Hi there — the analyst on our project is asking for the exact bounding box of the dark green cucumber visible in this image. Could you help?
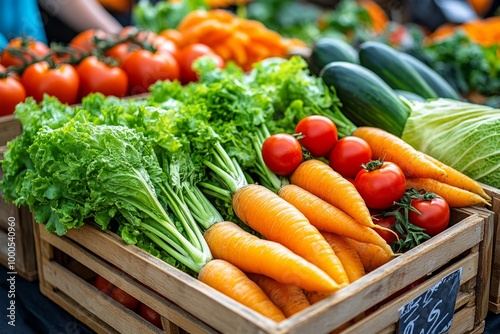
[320,61,410,137]
[394,90,426,102]
[399,52,461,100]
[358,41,438,99]
[309,38,359,76]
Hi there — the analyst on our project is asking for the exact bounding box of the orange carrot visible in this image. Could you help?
[352,127,447,179]
[321,232,366,282]
[247,273,311,317]
[406,177,490,207]
[278,184,394,257]
[290,159,374,229]
[345,238,393,272]
[204,221,341,292]
[198,259,286,322]
[232,184,350,286]
[423,153,491,200]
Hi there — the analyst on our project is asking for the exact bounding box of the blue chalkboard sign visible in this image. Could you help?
[398,268,462,334]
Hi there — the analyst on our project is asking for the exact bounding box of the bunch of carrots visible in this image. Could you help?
[194,126,491,324]
[174,9,306,71]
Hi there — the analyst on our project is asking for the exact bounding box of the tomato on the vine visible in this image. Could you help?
[76,56,128,98]
[176,44,224,84]
[21,61,80,104]
[1,37,50,68]
[105,42,139,65]
[354,160,406,210]
[70,29,108,53]
[294,115,338,157]
[0,65,26,116]
[328,136,372,178]
[122,49,180,95]
[261,133,303,176]
[409,195,450,236]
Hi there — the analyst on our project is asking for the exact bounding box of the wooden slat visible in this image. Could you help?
[0,115,22,146]
[482,184,500,312]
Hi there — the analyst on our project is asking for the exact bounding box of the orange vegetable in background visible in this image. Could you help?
[176,9,305,71]
[359,0,389,34]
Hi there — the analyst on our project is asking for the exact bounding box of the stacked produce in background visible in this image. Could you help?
[0,0,499,330]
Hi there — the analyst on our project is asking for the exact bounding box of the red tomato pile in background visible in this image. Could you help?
[0,28,225,116]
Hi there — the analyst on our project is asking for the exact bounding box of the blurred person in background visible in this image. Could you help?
[0,0,124,49]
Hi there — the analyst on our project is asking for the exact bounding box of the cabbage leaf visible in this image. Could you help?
[402,98,500,188]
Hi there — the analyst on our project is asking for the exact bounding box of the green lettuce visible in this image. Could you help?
[21,121,211,273]
[402,98,500,188]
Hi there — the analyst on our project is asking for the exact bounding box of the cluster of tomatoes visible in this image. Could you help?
[93,275,163,329]
[261,115,450,250]
[0,27,225,116]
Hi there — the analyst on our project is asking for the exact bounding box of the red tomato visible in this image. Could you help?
[328,136,372,178]
[105,42,140,65]
[0,66,26,116]
[354,160,406,210]
[1,38,50,68]
[176,44,225,84]
[111,286,140,310]
[76,56,128,98]
[409,196,450,236]
[93,275,115,296]
[70,29,108,53]
[261,133,303,176]
[158,29,184,48]
[295,115,338,157]
[138,303,163,329]
[152,36,179,58]
[373,215,398,244]
[21,61,80,104]
[122,49,180,95]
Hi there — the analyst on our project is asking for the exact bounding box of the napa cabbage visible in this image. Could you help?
[402,98,500,188]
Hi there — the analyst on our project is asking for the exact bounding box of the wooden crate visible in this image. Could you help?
[0,115,37,281]
[482,184,500,313]
[33,206,493,334]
